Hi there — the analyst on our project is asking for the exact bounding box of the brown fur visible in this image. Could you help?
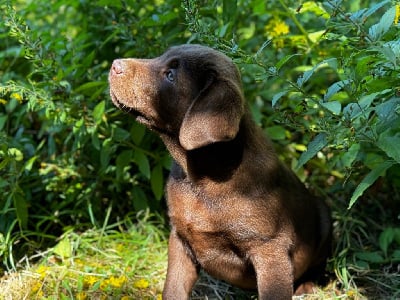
[109,44,331,300]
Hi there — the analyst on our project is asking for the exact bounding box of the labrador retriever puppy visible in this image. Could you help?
[109,44,331,300]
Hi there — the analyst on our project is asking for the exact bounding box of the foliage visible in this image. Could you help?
[0,0,186,269]
[0,0,399,297]
[183,0,400,208]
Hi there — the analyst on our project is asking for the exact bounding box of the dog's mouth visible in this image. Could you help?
[110,90,167,134]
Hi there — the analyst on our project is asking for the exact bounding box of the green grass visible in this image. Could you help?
[0,211,168,300]
[1,195,399,300]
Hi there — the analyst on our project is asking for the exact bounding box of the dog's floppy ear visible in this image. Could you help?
[179,76,244,150]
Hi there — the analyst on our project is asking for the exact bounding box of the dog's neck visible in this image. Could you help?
[160,112,276,183]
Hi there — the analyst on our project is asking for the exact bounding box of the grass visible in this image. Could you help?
[0,211,168,300]
[1,194,399,300]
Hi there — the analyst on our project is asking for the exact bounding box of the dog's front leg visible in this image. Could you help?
[163,229,199,299]
[250,243,294,300]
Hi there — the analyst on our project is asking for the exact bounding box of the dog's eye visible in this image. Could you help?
[166,69,176,82]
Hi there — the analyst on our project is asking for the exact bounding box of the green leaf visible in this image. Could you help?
[364,0,390,19]
[100,139,112,169]
[131,123,146,145]
[394,228,400,245]
[324,79,352,102]
[93,101,105,124]
[134,150,150,179]
[296,58,338,88]
[340,144,360,168]
[75,81,105,94]
[349,1,389,23]
[348,161,394,209]
[275,54,300,71]
[0,115,7,131]
[13,191,28,229]
[377,129,400,163]
[8,148,23,161]
[368,6,396,42]
[255,40,272,59]
[151,164,164,200]
[379,227,395,256]
[96,0,123,8]
[320,101,341,115]
[91,132,100,150]
[24,155,37,172]
[53,237,72,259]
[297,68,314,88]
[343,90,389,120]
[132,186,148,211]
[355,251,385,263]
[296,133,328,170]
[113,127,131,142]
[265,126,286,140]
[301,2,330,19]
[375,97,400,133]
[271,90,288,107]
[0,158,9,171]
[223,0,237,23]
[116,150,133,180]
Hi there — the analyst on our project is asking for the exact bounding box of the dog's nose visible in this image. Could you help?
[111,60,124,75]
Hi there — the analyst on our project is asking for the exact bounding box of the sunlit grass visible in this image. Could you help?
[0,211,167,300]
[1,203,397,299]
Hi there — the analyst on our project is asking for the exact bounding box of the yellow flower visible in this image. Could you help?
[265,18,290,38]
[31,280,42,293]
[31,280,44,298]
[0,99,7,105]
[35,265,49,279]
[83,275,98,287]
[11,92,23,103]
[133,278,149,289]
[156,294,162,300]
[395,4,400,25]
[100,279,109,290]
[76,292,87,300]
[346,289,355,297]
[108,275,127,288]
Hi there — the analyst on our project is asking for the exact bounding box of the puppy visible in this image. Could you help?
[109,44,331,299]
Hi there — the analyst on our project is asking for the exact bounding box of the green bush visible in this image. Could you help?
[0,0,186,268]
[183,0,400,207]
[1,1,399,292]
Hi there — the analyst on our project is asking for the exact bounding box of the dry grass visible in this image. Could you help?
[1,202,399,299]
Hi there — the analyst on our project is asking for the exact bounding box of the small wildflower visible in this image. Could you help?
[100,279,109,290]
[156,294,162,300]
[133,278,149,289]
[76,292,88,300]
[10,92,23,103]
[0,99,7,105]
[346,289,355,297]
[35,265,50,279]
[31,280,44,298]
[395,4,400,25]
[83,275,98,287]
[265,18,290,38]
[31,280,42,293]
[108,275,127,288]
[74,258,84,265]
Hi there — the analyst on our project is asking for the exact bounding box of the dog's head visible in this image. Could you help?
[109,44,245,150]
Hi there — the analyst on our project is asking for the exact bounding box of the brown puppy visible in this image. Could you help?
[109,44,331,299]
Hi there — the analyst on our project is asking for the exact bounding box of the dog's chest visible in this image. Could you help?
[167,181,223,239]
[167,178,259,251]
